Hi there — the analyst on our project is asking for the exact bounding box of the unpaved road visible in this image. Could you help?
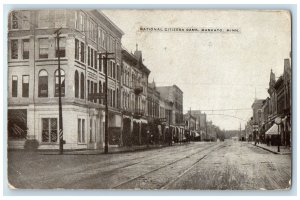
[7,140,291,190]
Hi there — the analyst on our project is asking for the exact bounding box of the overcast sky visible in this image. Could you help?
[103,10,291,130]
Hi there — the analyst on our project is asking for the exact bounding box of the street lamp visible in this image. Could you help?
[275,117,282,152]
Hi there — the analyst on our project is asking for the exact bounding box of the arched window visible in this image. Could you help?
[80,72,84,99]
[75,70,79,98]
[38,70,48,97]
[55,69,65,97]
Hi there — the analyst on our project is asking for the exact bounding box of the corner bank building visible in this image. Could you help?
[7,9,134,150]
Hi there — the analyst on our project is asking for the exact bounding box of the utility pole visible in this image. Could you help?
[99,51,114,154]
[54,28,64,154]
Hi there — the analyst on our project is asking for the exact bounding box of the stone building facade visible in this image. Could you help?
[8,9,125,149]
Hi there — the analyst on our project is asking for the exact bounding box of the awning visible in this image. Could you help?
[265,124,280,135]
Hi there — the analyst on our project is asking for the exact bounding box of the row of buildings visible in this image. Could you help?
[8,9,212,150]
[245,58,291,146]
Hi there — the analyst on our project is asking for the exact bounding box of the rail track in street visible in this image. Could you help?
[112,142,225,189]
[42,142,218,189]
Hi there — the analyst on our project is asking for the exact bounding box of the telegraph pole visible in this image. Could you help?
[99,51,114,154]
[54,28,64,154]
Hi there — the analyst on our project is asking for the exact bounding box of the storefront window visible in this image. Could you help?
[42,118,58,143]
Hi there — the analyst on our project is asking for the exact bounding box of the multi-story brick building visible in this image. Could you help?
[147,80,160,120]
[254,59,291,146]
[120,47,150,146]
[156,85,183,126]
[7,9,125,149]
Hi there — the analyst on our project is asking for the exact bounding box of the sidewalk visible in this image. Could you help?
[39,142,189,155]
[251,142,291,155]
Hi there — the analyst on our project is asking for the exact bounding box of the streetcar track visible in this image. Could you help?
[44,142,211,187]
[52,142,213,187]
[160,144,226,189]
[112,143,223,189]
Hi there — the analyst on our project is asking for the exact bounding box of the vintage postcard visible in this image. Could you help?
[7,9,291,190]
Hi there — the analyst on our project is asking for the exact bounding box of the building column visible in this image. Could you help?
[27,104,37,140]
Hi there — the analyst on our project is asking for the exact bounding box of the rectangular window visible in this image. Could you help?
[11,40,18,59]
[78,118,86,143]
[12,76,18,97]
[79,12,85,32]
[91,48,93,67]
[87,80,90,101]
[82,119,85,143]
[94,82,97,103]
[113,90,115,107]
[94,51,97,70]
[117,64,120,81]
[75,12,78,30]
[112,62,115,79]
[11,11,30,30]
[75,39,79,60]
[39,38,49,59]
[102,31,106,47]
[80,42,85,63]
[107,36,110,52]
[54,72,65,97]
[108,61,112,77]
[38,10,50,28]
[21,11,30,29]
[88,46,90,66]
[11,12,19,29]
[22,75,29,97]
[98,29,102,46]
[100,55,104,72]
[42,118,58,143]
[22,39,29,59]
[54,10,66,28]
[90,119,93,142]
[91,81,94,102]
[55,37,66,58]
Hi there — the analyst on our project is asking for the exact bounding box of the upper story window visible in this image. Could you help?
[75,71,79,98]
[39,38,49,59]
[11,12,19,29]
[75,39,85,63]
[54,69,65,97]
[102,31,106,48]
[80,73,85,99]
[55,37,66,58]
[80,42,85,63]
[11,11,30,30]
[88,19,97,41]
[11,39,18,59]
[98,28,103,47]
[117,64,120,81]
[38,10,50,28]
[54,10,66,28]
[12,76,18,97]
[38,70,48,97]
[76,12,85,32]
[112,62,116,79]
[75,39,79,60]
[22,75,29,98]
[22,39,29,59]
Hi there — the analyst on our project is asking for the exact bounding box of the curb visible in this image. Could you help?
[251,143,291,155]
[39,142,194,155]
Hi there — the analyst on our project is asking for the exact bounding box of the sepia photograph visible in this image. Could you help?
[6,8,292,190]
